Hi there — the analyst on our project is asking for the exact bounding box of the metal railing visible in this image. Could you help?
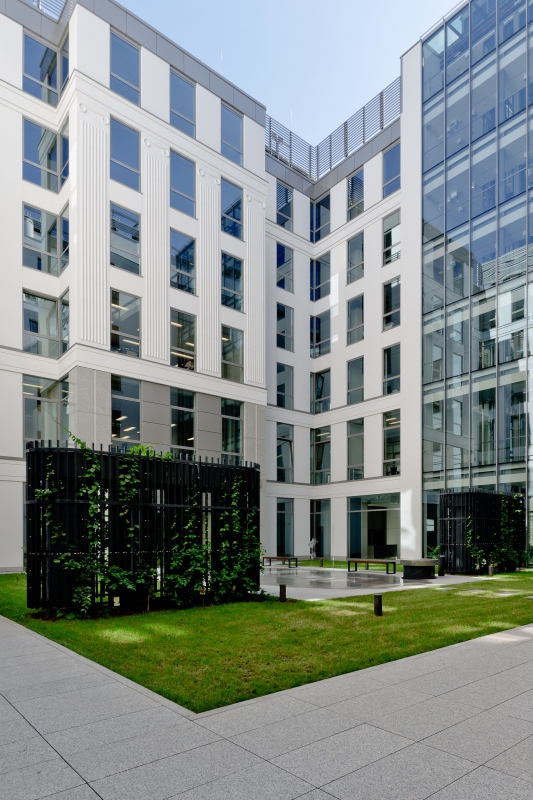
[265,76,401,182]
[26,0,68,21]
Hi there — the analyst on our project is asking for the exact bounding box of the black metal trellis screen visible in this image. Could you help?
[26,441,261,610]
[439,490,525,574]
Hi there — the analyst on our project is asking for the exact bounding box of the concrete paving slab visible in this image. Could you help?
[3,614,533,798]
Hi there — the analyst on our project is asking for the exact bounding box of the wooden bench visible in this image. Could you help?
[347,558,397,574]
[263,555,298,568]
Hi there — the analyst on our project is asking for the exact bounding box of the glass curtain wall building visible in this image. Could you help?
[422,0,532,554]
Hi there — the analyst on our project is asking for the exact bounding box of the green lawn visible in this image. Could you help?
[1,572,533,713]
[298,559,404,572]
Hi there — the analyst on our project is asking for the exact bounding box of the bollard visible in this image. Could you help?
[374,594,383,617]
[279,584,286,602]
[488,563,494,577]
[320,558,324,568]
[438,556,445,577]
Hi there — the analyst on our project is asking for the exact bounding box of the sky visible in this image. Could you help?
[118,0,456,143]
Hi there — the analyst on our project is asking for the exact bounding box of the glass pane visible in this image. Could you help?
[471,209,497,292]
[221,326,243,365]
[446,224,470,302]
[221,105,242,151]
[471,291,497,370]
[23,206,58,275]
[348,232,364,282]
[110,118,139,171]
[471,0,496,65]
[111,397,140,441]
[170,230,195,292]
[471,133,497,217]
[498,195,526,283]
[111,33,139,87]
[23,293,57,338]
[110,290,140,337]
[446,7,469,83]
[498,113,526,204]
[471,54,497,141]
[172,408,194,448]
[110,204,140,274]
[24,397,57,440]
[111,374,140,399]
[171,309,195,352]
[24,120,57,172]
[423,236,444,312]
[423,94,444,172]
[498,0,526,45]
[423,28,444,101]
[446,301,469,377]
[170,151,195,200]
[170,72,195,124]
[222,417,241,453]
[446,74,469,158]
[446,150,470,231]
[471,373,496,464]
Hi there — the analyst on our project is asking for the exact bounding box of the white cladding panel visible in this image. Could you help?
[0,13,22,91]
[70,6,110,89]
[197,177,221,375]
[196,86,221,153]
[143,151,170,362]
[141,48,170,123]
[79,117,109,348]
[244,202,266,387]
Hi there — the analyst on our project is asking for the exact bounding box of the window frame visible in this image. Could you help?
[277,303,294,351]
[310,194,331,242]
[310,252,331,301]
[383,142,401,197]
[23,118,63,193]
[347,169,364,220]
[347,418,364,480]
[170,229,195,294]
[110,118,140,191]
[276,243,293,292]
[347,356,364,406]
[347,231,364,284]
[110,289,141,359]
[170,150,196,216]
[383,210,401,264]
[170,71,196,138]
[276,362,294,409]
[111,374,141,443]
[221,251,244,311]
[110,202,140,275]
[383,277,401,330]
[23,203,69,276]
[221,103,243,166]
[311,426,331,485]
[110,31,140,105]
[170,309,195,371]
[383,409,401,476]
[221,398,243,464]
[276,422,294,483]
[23,33,58,107]
[221,325,244,383]
[171,387,196,459]
[22,290,66,360]
[347,294,364,345]
[276,182,293,231]
[383,343,401,395]
[221,178,243,239]
[310,310,331,358]
[310,369,331,414]
[23,374,69,442]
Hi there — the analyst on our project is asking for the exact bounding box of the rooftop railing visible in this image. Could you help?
[26,0,68,21]
[265,76,401,182]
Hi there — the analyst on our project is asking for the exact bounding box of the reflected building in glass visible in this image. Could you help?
[422,0,531,553]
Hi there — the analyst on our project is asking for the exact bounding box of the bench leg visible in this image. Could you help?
[393,564,396,574]
[365,563,369,570]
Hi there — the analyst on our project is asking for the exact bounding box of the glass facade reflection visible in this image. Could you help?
[422,0,531,553]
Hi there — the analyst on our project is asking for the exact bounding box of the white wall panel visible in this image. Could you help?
[364,153,382,210]
[197,176,220,375]
[141,48,169,123]
[196,86,220,152]
[70,6,110,89]
[244,202,265,386]
[143,151,169,362]
[0,13,22,90]
[79,118,109,348]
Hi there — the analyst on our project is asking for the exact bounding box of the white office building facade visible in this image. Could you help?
[1,0,518,571]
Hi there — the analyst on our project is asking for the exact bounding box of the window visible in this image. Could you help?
[111,119,140,191]
[347,295,364,345]
[348,232,364,283]
[277,423,294,482]
[348,419,364,480]
[310,253,330,301]
[110,290,140,358]
[383,143,401,197]
[310,310,330,357]
[221,179,243,239]
[110,204,140,274]
[310,499,331,557]
[221,104,243,165]
[383,410,400,475]
[221,325,243,382]
[171,310,195,370]
[311,427,331,485]
[170,151,195,215]
[23,34,57,106]
[171,230,195,293]
[276,183,293,230]
[59,121,69,185]
[221,398,242,464]
[277,304,294,351]
[310,195,330,242]
[221,253,243,311]
[277,363,294,409]
[23,292,68,359]
[23,375,69,442]
[170,72,195,137]
[348,169,364,219]
[348,493,400,558]
[111,375,140,442]
[383,211,401,264]
[60,36,69,91]
[23,204,69,275]
[277,499,294,557]
[384,278,401,330]
[384,345,400,395]
[276,244,293,292]
[23,120,60,192]
[311,369,330,414]
[110,32,139,104]
[348,357,364,405]
[171,388,195,459]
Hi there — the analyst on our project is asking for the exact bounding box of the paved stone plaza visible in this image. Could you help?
[4,615,533,799]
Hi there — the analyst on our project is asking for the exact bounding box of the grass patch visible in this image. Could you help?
[1,573,533,713]
[298,559,404,572]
